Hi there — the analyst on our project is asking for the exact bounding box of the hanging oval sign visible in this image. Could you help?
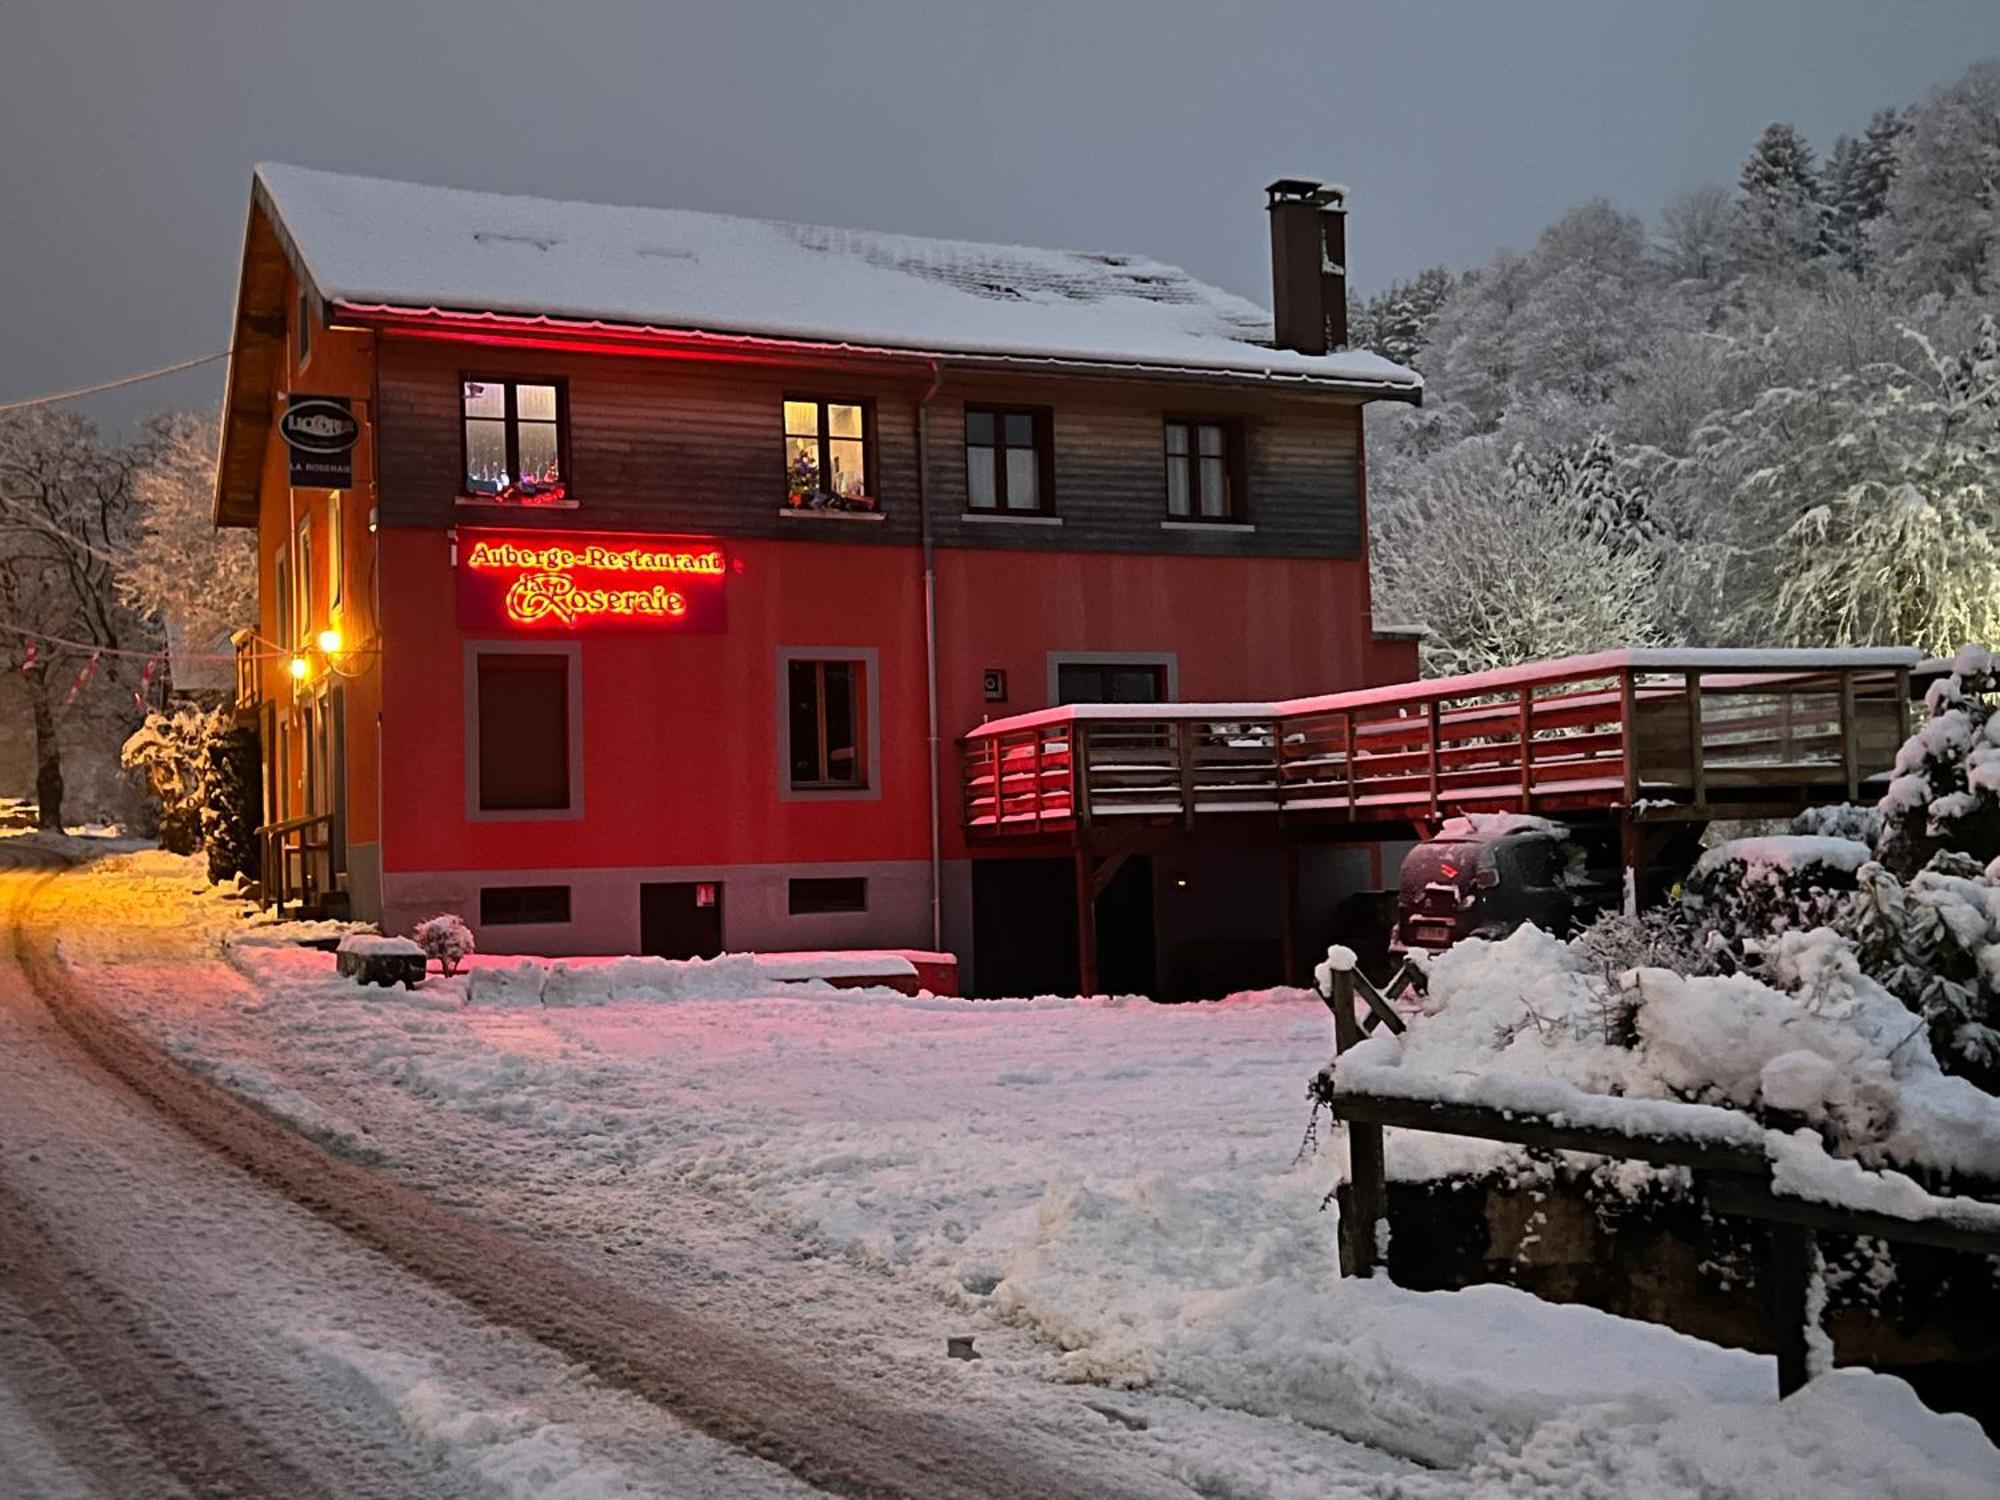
[280,396,360,454]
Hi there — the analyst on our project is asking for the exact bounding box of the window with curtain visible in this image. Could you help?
[964,407,1052,514]
[462,379,567,504]
[783,399,875,512]
[1164,419,1242,521]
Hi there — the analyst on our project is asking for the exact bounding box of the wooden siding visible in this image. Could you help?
[374,340,1364,559]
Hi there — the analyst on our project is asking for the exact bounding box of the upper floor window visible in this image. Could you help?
[463,379,568,505]
[965,407,1052,514]
[1164,419,1242,522]
[783,399,876,513]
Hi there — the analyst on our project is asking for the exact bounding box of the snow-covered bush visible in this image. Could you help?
[1876,646,2000,877]
[1574,904,1720,991]
[1681,835,1872,970]
[1842,855,2000,1090]
[120,709,217,855]
[1792,801,1884,845]
[201,721,260,885]
[413,913,475,977]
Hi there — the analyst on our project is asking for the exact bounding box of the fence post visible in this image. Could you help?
[1328,962,1387,1279]
[1770,1220,1818,1397]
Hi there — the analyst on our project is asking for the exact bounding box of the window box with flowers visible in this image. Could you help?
[782,398,881,517]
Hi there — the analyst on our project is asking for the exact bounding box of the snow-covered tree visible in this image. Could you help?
[1657,182,1732,284]
[1352,265,1454,370]
[1372,442,1664,676]
[0,410,146,828]
[119,409,254,668]
[121,708,216,855]
[1877,61,2000,296]
[1729,123,1828,274]
[1750,318,2000,655]
[1824,109,1907,275]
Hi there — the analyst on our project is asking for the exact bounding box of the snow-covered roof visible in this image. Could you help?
[253,163,1421,391]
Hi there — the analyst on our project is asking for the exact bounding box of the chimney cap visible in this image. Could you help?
[1266,178,1346,209]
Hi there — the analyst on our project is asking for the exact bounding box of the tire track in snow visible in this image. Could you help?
[6,847,1163,1500]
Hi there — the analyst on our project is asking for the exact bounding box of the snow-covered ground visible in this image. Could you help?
[40,846,2000,1497]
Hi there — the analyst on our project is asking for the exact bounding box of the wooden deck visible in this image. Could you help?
[961,648,1919,846]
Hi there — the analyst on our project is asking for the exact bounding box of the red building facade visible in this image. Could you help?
[215,167,1420,993]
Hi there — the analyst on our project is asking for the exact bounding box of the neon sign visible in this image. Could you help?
[457,530,728,634]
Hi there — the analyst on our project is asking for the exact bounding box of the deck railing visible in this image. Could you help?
[257,813,339,912]
[232,628,261,716]
[961,649,1916,837]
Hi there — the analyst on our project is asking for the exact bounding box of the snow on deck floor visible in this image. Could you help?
[49,849,2000,1497]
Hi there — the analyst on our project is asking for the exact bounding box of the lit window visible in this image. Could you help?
[783,399,875,512]
[787,659,866,788]
[463,379,567,504]
[1165,420,1240,521]
[965,407,1051,513]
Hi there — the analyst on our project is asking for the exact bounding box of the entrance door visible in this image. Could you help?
[640,881,724,961]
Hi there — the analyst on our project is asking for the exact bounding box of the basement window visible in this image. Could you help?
[788,877,868,915]
[480,885,572,925]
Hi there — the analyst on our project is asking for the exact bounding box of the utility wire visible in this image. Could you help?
[0,351,232,415]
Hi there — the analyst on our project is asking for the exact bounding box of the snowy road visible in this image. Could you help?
[0,845,1194,1499]
[0,844,1414,1499]
[10,841,1996,1500]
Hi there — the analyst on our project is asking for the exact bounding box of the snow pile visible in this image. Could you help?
[461,950,917,1007]
[1692,835,1874,880]
[1332,924,2000,1181]
[336,933,425,959]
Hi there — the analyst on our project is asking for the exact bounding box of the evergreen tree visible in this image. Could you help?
[1729,122,1828,273]
[1825,110,1909,274]
[1878,61,2000,296]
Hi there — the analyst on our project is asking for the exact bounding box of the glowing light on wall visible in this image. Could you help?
[457,530,729,634]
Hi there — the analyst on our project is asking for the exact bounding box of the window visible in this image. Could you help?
[462,379,567,504]
[274,552,292,654]
[787,659,865,788]
[326,492,343,610]
[1057,662,1168,705]
[1164,420,1241,521]
[474,651,572,812]
[964,407,1052,513]
[480,885,572,925]
[789,876,868,915]
[783,398,875,512]
[294,518,313,643]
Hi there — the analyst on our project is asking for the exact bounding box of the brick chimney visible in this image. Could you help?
[1265,179,1348,354]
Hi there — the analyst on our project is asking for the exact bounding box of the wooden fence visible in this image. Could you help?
[1315,962,2000,1397]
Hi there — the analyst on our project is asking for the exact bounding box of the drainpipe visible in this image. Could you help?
[915,358,947,952]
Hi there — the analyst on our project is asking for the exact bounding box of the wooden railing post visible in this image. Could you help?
[1619,670,1641,806]
[1517,687,1533,804]
[1342,710,1357,819]
[1838,672,1859,802]
[1074,724,1093,833]
[1177,720,1198,831]
[1031,733,1046,832]
[1425,699,1442,819]
[1686,670,1706,809]
[1769,1220,1818,1397]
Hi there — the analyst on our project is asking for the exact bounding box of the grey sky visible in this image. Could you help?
[3,0,1993,428]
